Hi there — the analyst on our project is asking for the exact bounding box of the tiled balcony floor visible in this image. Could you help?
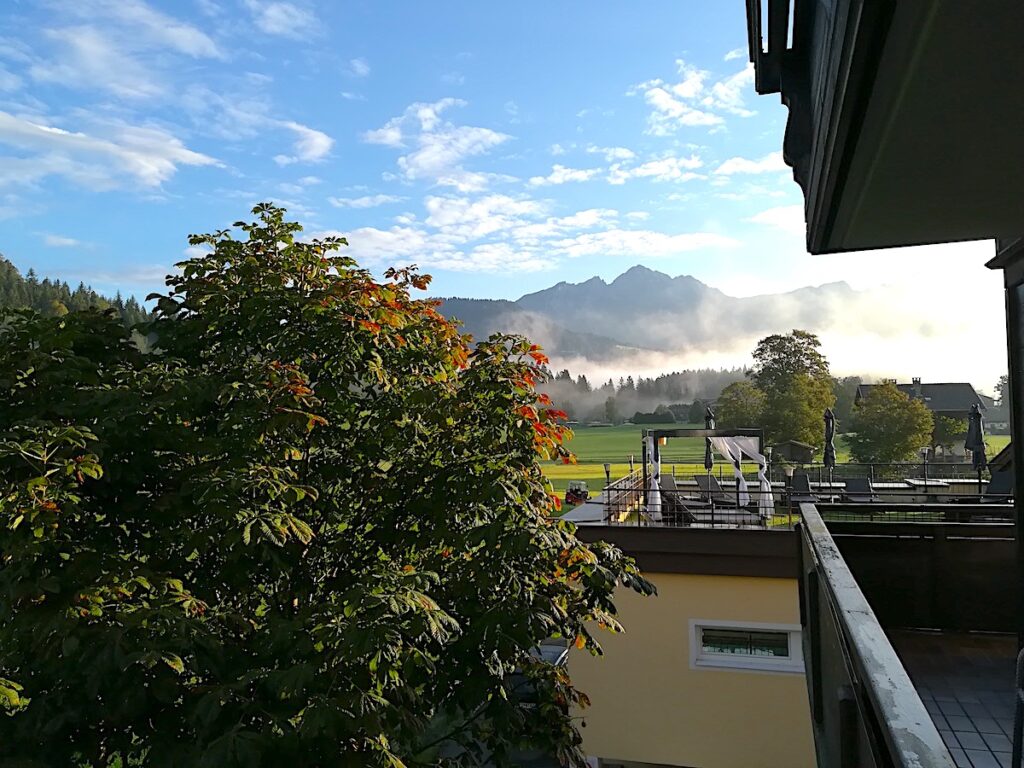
[890,630,1018,768]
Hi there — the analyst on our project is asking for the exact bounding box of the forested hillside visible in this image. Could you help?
[0,256,150,326]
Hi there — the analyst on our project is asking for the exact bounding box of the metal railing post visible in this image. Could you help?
[1013,647,1024,767]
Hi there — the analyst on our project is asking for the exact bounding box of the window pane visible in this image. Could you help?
[701,628,789,658]
[748,631,789,657]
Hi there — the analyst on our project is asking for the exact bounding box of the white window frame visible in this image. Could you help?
[689,619,804,674]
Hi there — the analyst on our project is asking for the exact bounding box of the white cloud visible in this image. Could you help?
[195,0,223,17]
[179,85,334,167]
[179,84,272,139]
[433,243,551,273]
[503,208,619,247]
[424,194,544,240]
[91,0,222,57]
[607,154,703,185]
[704,66,757,117]
[363,120,405,148]
[724,47,746,61]
[400,126,508,183]
[715,151,787,175]
[183,244,213,258]
[633,59,756,135]
[747,204,805,234]
[527,164,601,186]
[320,222,553,275]
[0,110,218,189]
[322,224,458,267]
[0,65,22,92]
[274,121,333,165]
[714,183,788,201]
[28,2,222,98]
[348,57,370,77]
[31,26,164,99]
[552,229,738,258]
[363,98,511,189]
[328,194,405,208]
[63,263,174,287]
[549,143,567,156]
[50,0,221,57]
[313,192,621,274]
[587,145,636,162]
[243,0,319,38]
[341,91,366,101]
[42,233,81,247]
[434,169,518,193]
[278,175,321,195]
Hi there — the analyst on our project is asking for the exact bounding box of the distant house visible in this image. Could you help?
[855,378,986,457]
[770,440,816,465]
[855,378,985,421]
[986,407,1011,434]
[977,395,1011,433]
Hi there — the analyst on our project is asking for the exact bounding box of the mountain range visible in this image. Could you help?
[436,265,861,366]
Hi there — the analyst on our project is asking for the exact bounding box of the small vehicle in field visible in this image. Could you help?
[565,480,589,506]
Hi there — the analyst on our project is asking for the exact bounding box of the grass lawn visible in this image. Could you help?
[544,423,751,499]
[987,434,1010,457]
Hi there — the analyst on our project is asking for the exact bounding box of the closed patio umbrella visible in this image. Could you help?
[704,407,715,473]
[824,408,837,495]
[965,403,987,492]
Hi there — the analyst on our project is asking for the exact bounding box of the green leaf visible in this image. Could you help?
[161,653,185,674]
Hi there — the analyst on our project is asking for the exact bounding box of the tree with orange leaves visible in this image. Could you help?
[0,204,653,767]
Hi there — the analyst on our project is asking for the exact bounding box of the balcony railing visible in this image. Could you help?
[581,470,1012,530]
[796,502,957,767]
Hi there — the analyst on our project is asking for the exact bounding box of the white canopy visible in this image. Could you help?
[645,435,663,521]
[709,437,750,506]
[732,436,775,518]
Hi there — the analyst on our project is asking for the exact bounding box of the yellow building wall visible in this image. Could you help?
[569,573,815,768]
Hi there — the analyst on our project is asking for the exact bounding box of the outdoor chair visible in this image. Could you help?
[644,476,696,525]
[789,474,819,504]
[979,470,1014,503]
[693,474,741,508]
[842,477,880,504]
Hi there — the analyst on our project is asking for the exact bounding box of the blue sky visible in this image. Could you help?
[0,1,1007,385]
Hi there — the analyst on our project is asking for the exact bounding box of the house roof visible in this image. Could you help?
[771,440,815,450]
[855,382,985,413]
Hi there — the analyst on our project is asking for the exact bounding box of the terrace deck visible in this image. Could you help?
[890,630,1018,768]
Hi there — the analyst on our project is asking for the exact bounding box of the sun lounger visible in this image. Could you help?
[980,470,1014,503]
[842,476,880,504]
[789,474,819,504]
[693,474,740,507]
